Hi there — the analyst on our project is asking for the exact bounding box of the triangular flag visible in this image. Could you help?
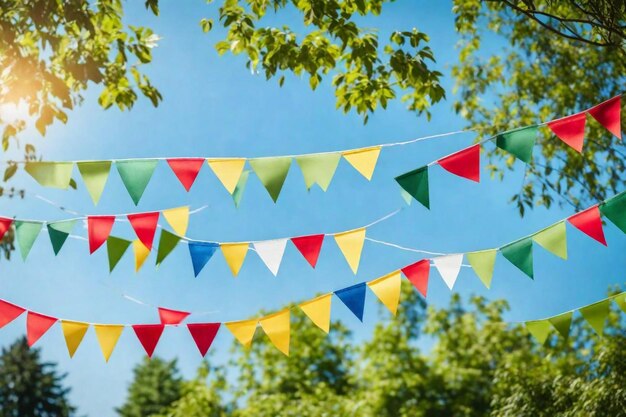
[253,239,288,276]
[291,234,325,268]
[0,217,13,240]
[299,294,332,333]
[220,242,249,276]
[26,312,57,347]
[14,221,42,260]
[132,324,164,358]
[116,159,158,205]
[342,146,381,180]
[87,215,115,254]
[587,95,622,139]
[94,324,124,362]
[333,228,366,274]
[24,162,73,189]
[106,236,132,272]
[496,125,537,163]
[295,153,341,191]
[133,240,150,272]
[225,319,258,348]
[207,159,246,194]
[155,229,180,266]
[167,158,204,191]
[568,205,606,245]
[548,311,573,340]
[466,249,497,289]
[187,323,221,356]
[61,320,89,358]
[500,237,534,279]
[532,221,567,260]
[188,241,219,277]
[335,283,367,322]
[127,212,160,250]
[367,271,401,315]
[249,157,292,202]
[600,193,626,233]
[433,254,464,290]
[547,112,586,152]
[614,293,626,313]
[437,144,480,182]
[401,259,430,297]
[77,161,111,205]
[0,300,25,328]
[162,206,189,237]
[526,320,552,344]
[232,170,250,208]
[47,220,76,255]
[260,309,291,356]
[395,166,429,209]
[158,307,190,325]
[579,299,610,336]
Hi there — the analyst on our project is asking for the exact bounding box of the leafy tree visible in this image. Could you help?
[0,336,76,417]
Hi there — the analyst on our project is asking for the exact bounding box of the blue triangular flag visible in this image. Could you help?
[188,241,220,277]
[334,283,367,322]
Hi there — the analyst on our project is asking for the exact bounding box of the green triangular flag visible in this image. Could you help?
[400,188,413,206]
[47,220,76,255]
[579,299,610,336]
[115,160,158,205]
[232,170,250,208]
[156,229,181,266]
[106,236,132,272]
[77,161,112,205]
[599,193,626,233]
[15,221,42,260]
[613,293,626,313]
[466,249,497,289]
[395,166,429,209]
[526,320,552,344]
[495,125,537,163]
[548,311,573,340]
[249,157,292,202]
[500,237,534,279]
[295,153,341,192]
[532,221,567,260]
[24,162,74,189]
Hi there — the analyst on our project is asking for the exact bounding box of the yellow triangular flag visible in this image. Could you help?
[207,159,246,194]
[225,319,258,348]
[342,146,381,180]
[221,242,249,276]
[162,206,189,236]
[299,294,332,333]
[61,320,89,358]
[133,240,150,272]
[259,309,290,356]
[94,324,124,362]
[333,228,366,274]
[367,271,401,315]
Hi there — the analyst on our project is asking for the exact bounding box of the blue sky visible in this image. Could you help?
[0,1,624,416]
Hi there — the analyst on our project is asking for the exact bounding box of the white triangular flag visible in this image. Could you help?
[433,254,463,290]
[253,239,288,276]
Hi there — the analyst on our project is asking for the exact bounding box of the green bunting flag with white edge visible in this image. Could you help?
[15,221,42,260]
[77,161,112,205]
[106,236,132,272]
[249,157,292,202]
[395,166,429,209]
[466,249,497,289]
[24,162,74,189]
[116,160,158,205]
[156,229,181,266]
[532,221,567,260]
[495,125,537,163]
[47,220,77,255]
[295,153,342,192]
[500,236,534,279]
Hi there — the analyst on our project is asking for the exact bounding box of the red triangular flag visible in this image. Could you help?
[88,216,115,254]
[0,300,25,328]
[128,212,160,250]
[547,112,587,152]
[187,323,221,357]
[132,324,165,358]
[568,205,607,246]
[0,217,13,241]
[437,144,480,182]
[291,234,325,268]
[26,311,58,347]
[587,95,622,139]
[167,158,205,191]
[401,259,430,297]
[158,307,190,325]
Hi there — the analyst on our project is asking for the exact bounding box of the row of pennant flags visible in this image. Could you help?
[1,189,625,281]
[19,95,622,207]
